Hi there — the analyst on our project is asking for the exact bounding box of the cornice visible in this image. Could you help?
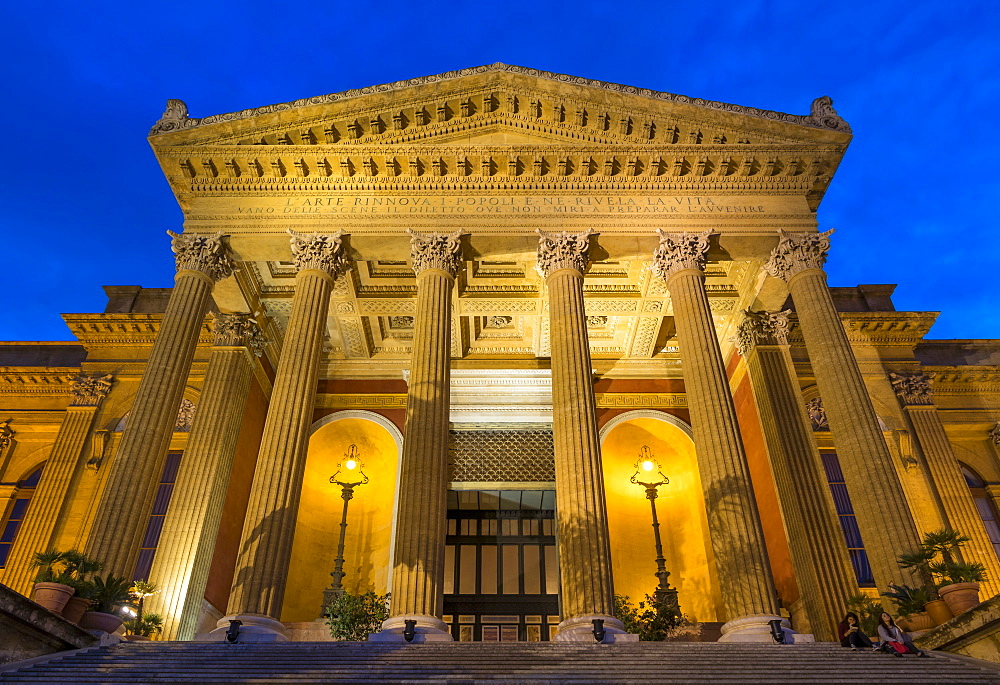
[787,312,937,346]
[62,314,214,347]
[150,63,849,138]
[920,366,1000,395]
[0,369,77,395]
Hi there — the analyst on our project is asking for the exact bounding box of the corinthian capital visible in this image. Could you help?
[408,229,464,277]
[889,372,935,406]
[536,229,592,277]
[651,230,713,281]
[733,310,791,356]
[288,230,350,278]
[167,231,235,282]
[212,313,269,355]
[764,229,834,282]
[70,374,114,407]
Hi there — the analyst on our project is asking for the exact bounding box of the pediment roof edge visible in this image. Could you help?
[148,63,851,140]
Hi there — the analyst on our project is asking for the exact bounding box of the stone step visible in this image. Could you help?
[1,642,997,684]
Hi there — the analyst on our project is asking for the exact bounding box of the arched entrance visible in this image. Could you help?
[599,411,722,622]
[280,411,402,623]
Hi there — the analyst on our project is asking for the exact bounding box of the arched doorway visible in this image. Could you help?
[280,411,402,623]
[599,411,721,622]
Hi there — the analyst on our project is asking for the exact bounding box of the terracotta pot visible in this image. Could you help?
[899,612,934,632]
[31,582,74,615]
[62,596,92,624]
[939,582,981,616]
[924,599,954,626]
[123,635,150,642]
[79,610,124,634]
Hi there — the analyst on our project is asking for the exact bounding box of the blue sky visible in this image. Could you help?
[1,1,997,341]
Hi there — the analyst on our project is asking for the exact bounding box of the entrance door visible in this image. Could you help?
[443,490,560,641]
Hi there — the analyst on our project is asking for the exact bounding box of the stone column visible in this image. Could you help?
[215,231,347,641]
[765,230,922,591]
[889,373,1000,596]
[735,311,858,641]
[653,231,783,642]
[376,230,463,642]
[147,314,267,641]
[2,375,113,594]
[534,229,627,643]
[85,232,232,576]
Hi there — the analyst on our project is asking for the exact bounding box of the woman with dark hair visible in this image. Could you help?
[837,612,875,651]
[876,612,929,657]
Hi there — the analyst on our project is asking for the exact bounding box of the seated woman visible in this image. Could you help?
[837,612,875,651]
[876,612,929,657]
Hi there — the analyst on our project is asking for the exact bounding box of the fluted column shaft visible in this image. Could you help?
[787,271,921,588]
[4,376,112,593]
[737,312,857,641]
[547,266,616,620]
[667,270,779,620]
[226,270,333,618]
[87,233,233,577]
[902,400,1000,596]
[149,315,266,640]
[389,267,454,620]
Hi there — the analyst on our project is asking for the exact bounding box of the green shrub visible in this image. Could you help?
[124,612,164,638]
[89,574,134,614]
[881,584,929,618]
[614,593,687,641]
[846,594,881,637]
[324,591,390,641]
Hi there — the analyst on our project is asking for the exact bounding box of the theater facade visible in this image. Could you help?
[1,64,999,644]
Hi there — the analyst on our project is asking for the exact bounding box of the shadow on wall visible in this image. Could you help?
[601,417,722,622]
[280,417,399,623]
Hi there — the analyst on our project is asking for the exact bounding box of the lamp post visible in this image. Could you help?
[323,444,369,609]
[631,445,680,612]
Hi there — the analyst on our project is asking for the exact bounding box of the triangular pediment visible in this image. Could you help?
[149,64,851,150]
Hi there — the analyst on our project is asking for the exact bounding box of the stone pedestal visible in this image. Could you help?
[536,230,621,643]
[204,614,289,642]
[147,314,267,641]
[736,311,858,642]
[653,231,781,633]
[2,376,113,594]
[890,373,1000,597]
[378,230,462,642]
[85,232,232,577]
[765,230,922,591]
[219,232,347,638]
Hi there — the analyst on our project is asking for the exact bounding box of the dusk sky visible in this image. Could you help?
[1,1,997,341]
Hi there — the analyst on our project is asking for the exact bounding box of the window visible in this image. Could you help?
[132,453,182,581]
[961,464,1000,562]
[821,452,875,587]
[0,466,44,568]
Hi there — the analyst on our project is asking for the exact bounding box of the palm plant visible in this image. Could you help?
[898,548,940,600]
[921,529,971,566]
[89,574,134,614]
[881,583,930,618]
[123,612,164,638]
[129,580,158,621]
[846,594,881,636]
[30,550,69,584]
[60,549,103,598]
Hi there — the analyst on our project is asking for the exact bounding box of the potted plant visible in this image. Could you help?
[898,547,952,626]
[29,550,74,614]
[933,560,987,615]
[60,550,103,624]
[123,612,164,642]
[881,583,933,632]
[845,594,881,638]
[80,573,132,634]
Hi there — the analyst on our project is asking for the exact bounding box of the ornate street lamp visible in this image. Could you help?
[323,444,369,609]
[631,445,680,612]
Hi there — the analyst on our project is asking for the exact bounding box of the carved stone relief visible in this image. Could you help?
[408,229,464,277]
[733,310,790,357]
[889,372,934,406]
[70,374,114,407]
[805,397,829,431]
[651,229,712,281]
[167,231,234,282]
[763,229,834,282]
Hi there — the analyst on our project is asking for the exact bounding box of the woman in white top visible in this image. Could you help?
[876,612,929,657]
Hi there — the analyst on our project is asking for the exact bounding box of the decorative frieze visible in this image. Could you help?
[212,313,269,355]
[167,231,235,282]
[288,229,350,278]
[733,310,790,356]
[408,229,464,277]
[651,229,713,281]
[536,229,592,277]
[764,229,834,281]
[889,372,935,406]
[805,397,828,431]
[69,374,114,407]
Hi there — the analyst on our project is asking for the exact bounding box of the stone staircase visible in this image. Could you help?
[1,641,998,683]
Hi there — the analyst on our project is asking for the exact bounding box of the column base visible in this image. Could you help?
[368,615,454,643]
[203,614,289,642]
[554,615,638,643]
[717,615,812,643]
